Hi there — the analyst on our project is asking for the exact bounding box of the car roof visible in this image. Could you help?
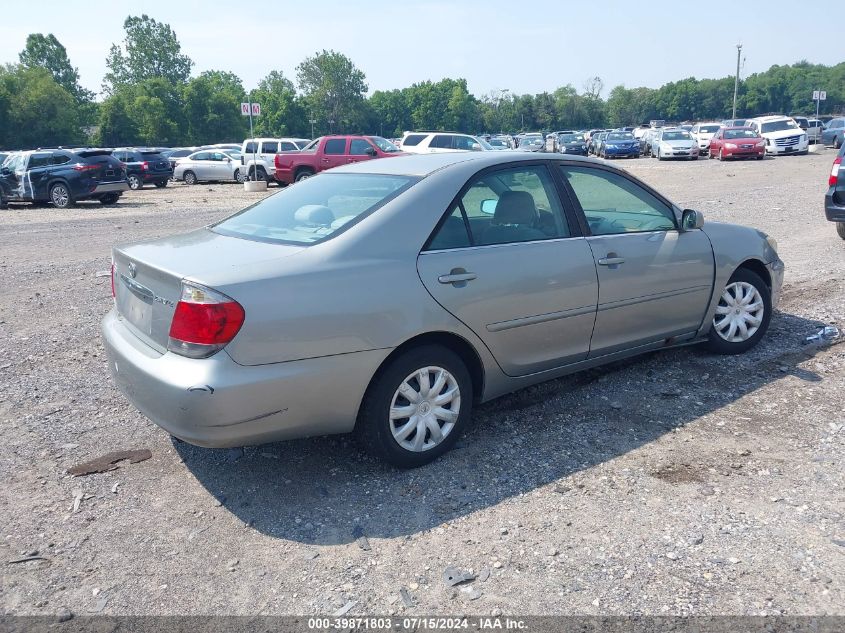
[331,151,598,178]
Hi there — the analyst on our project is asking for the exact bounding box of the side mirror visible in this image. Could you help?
[480,199,497,215]
[681,209,704,231]
[365,147,377,156]
[471,143,482,151]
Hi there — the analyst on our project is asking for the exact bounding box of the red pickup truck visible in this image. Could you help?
[274,135,404,184]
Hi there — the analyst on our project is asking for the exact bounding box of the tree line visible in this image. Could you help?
[1,14,844,150]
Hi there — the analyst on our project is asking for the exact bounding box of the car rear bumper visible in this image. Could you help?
[825,189,845,222]
[101,309,388,448]
[93,182,129,194]
[142,172,172,182]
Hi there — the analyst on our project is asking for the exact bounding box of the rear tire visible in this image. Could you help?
[252,166,267,182]
[834,136,842,150]
[706,268,771,355]
[234,169,244,183]
[50,183,74,209]
[127,175,142,190]
[837,222,845,240]
[99,193,120,205]
[295,169,314,182]
[183,171,197,186]
[355,345,473,468]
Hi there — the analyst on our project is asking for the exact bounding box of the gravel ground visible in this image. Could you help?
[1,150,843,619]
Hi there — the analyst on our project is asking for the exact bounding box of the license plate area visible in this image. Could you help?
[117,275,154,334]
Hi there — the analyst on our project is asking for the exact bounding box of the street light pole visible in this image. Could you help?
[732,43,743,119]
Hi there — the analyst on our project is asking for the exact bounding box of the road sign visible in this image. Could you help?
[819,91,827,101]
[813,90,820,100]
[241,102,261,116]
[241,102,250,116]
[251,103,261,116]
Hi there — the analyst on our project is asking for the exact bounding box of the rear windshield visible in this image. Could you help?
[560,134,584,142]
[607,132,634,140]
[662,131,691,140]
[212,173,415,245]
[699,125,720,133]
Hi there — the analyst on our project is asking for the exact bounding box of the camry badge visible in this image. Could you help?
[128,262,137,278]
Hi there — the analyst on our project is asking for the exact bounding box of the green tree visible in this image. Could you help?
[183,71,248,143]
[96,78,185,146]
[296,50,367,132]
[19,33,93,103]
[0,65,82,148]
[250,71,307,137]
[104,14,193,92]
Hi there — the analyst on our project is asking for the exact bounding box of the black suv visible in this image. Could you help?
[825,143,845,240]
[0,149,128,209]
[111,148,173,190]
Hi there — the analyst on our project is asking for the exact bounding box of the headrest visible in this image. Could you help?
[294,205,334,226]
[493,191,537,225]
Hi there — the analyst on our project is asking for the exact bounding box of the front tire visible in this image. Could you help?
[837,222,845,240]
[834,136,842,150]
[50,183,74,209]
[154,180,167,188]
[706,268,771,355]
[355,345,473,468]
[127,175,142,190]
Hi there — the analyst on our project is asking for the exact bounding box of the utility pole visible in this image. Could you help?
[732,43,743,119]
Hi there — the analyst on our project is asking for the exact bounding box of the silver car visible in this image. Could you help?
[102,152,784,467]
[174,150,245,184]
[653,129,700,160]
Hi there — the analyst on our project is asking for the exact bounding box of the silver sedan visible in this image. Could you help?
[174,150,245,184]
[102,152,784,467]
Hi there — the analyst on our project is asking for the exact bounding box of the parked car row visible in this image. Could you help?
[0,148,129,208]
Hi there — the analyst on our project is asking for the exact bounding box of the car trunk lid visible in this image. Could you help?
[112,229,303,352]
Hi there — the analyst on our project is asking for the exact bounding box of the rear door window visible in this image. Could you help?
[50,153,72,165]
[430,135,453,149]
[324,139,347,155]
[261,142,279,154]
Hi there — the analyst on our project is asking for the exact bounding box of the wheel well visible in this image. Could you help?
[736,258,771,289]
[295,166,315,177]
[370,332,485,404]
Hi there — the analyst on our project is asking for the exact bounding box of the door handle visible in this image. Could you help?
[438,271,477,285]
[597,256,625,266]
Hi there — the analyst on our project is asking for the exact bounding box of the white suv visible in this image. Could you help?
[400,132,492,154]
[240,137,311,180]
[747,116,808,156]
[690,122,722,153]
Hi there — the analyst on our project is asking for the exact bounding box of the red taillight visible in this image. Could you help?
[168,283,245,358]
[110,263,115,298]
[830,157,842,187]
[73,163,98,171]
[140,161,149,171]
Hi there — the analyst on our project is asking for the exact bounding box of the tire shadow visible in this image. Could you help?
[175,309,832,545]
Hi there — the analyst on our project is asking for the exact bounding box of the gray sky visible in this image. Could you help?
[1,0,840,99]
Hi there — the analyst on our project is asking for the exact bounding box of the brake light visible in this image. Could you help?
[140,161,148,171]
[168,283,245,358]
[830,157,842,187]
[110,263,115,298]
[73,163,98,171]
